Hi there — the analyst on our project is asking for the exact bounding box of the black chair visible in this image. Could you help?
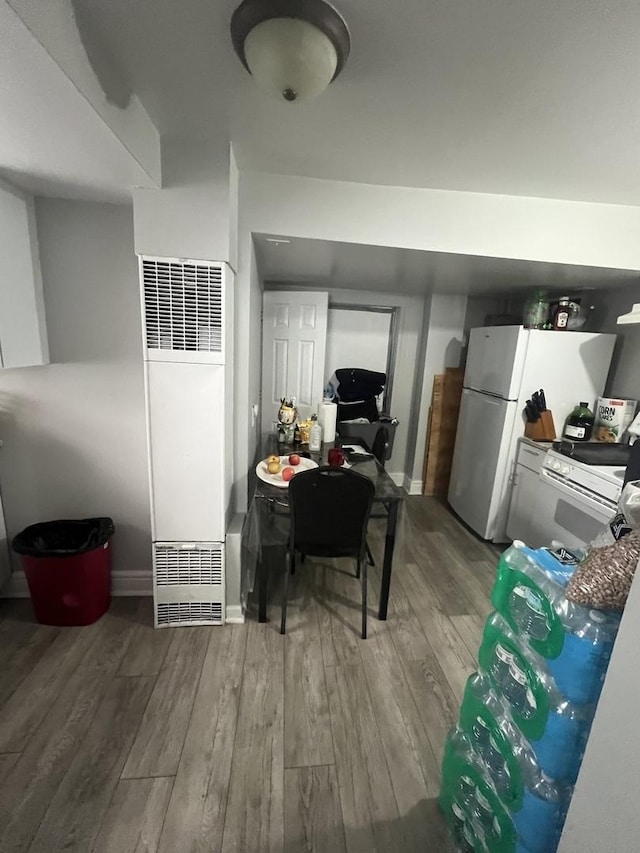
[371,426,390,468]
[281,466,375,639]
[355,426,390,567]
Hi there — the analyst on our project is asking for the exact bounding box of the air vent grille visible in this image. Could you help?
[153,542,225,627]
[156,601,223,626]
[155,546,223,586]
[142,259,223,353]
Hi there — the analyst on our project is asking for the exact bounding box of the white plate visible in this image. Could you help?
[256,455,319,488]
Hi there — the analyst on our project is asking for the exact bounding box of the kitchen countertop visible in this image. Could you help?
[519,435,553,451]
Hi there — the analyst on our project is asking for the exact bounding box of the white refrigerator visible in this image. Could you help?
[447,326,616,543]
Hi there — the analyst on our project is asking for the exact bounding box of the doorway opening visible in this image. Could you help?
[325,302,398,413]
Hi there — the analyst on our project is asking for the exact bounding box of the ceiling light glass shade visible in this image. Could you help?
[231,0,350,103]
[244,18,338,102]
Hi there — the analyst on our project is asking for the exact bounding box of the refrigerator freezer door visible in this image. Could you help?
[464,326,528,399]
[519,330,616,439]
[448,388,518,540]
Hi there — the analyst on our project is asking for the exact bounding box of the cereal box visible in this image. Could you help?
[593,398,638,442]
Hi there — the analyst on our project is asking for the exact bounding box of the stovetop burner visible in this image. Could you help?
[552,439,631,467]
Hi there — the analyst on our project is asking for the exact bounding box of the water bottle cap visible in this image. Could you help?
[589,610,606,623]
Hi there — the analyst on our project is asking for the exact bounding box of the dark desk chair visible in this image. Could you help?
[281,466,375,639]
[371,426,390,468]
[352,425,390,567]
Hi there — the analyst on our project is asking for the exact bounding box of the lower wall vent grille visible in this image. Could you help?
[153,542,225,627]
[156,601,223,626]
[155,546,223,586]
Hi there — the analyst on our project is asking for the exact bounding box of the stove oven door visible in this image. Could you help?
[537,468,617,550]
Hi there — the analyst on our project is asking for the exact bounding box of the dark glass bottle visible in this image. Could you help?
[553,296,571,331]
[563,402,595,442]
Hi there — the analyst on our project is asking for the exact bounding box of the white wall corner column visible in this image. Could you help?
[0,178,48,369]
[132,148,241,621]
[411,294,468,487]
[139,256,233,626]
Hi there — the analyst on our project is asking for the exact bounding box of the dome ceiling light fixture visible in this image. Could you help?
[230,0,351,103]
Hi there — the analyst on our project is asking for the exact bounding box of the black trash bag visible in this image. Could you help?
[337,398,380,422]
[335,368,386,403]
[12,518,115,557]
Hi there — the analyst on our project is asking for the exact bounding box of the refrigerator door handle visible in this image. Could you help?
[466,386,511,400]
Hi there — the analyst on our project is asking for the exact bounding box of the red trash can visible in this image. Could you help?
[12,518,114,626]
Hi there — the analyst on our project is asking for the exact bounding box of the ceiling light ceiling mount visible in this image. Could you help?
[231,0,350,103]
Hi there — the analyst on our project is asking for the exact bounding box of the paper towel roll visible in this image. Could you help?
[318,401,337,443]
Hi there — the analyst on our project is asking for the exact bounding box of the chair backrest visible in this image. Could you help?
[288,466,375,557]
[371,426,390,467]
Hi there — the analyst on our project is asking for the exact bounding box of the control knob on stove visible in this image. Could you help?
[561,463,571,475]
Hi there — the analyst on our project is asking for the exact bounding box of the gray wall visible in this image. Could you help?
[594,282,640,400]
[409,293,468,487]
[559,281,640,851]
[0,199,151,582]
[559,565,640,852]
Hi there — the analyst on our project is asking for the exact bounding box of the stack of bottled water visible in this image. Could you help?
[440,541,620,852]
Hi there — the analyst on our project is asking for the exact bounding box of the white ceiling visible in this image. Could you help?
[0,1,158,203]
[254,233,640,297]
[70,0,640,206]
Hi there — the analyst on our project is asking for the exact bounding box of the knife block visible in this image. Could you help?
[524,410,556,441]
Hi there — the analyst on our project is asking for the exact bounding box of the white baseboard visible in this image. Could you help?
[2,569,153,598]
[406,478,423,496]
[112,571,153,596]
[2,570,29,597]
[225,605,245,624]
[389,473,422,495]
[4,568,245,625]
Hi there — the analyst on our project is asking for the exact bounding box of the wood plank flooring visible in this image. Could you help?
[0,496,499,852]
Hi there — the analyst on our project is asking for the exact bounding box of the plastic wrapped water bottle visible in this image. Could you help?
[459,672,571,852]
[491,543,619,704]
[509,584,550,641]
[516,773,566,853]
[441,730,516,851]
[547,606,617,705]
[449,801,491,853]
[478,614,594,782]
[442,723,568,853]
[468,713,512,798]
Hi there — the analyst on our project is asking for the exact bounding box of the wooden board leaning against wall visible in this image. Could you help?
[423,368,464,497]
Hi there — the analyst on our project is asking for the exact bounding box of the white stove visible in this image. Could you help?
[537,449,626,549]
[543,449,625,507]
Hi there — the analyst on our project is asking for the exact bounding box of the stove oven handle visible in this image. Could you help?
[539,468,618,514]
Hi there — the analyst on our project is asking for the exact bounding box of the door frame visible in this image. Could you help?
[328,302,398,413]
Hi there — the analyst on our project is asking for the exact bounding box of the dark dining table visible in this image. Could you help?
[245,434,405,623]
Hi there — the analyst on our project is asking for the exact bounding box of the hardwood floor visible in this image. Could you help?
[0,497,499,853]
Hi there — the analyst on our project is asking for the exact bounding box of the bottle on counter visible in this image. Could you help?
[523,290,550,329]
[563,402,595,442]
[309,414,322,451]
[553,296,571,331]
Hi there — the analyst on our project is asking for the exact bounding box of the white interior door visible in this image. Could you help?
[261,291,328,432]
